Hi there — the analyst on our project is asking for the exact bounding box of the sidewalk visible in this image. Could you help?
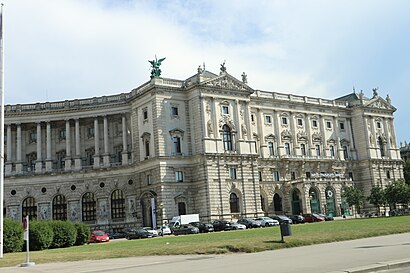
[1,232,410,273]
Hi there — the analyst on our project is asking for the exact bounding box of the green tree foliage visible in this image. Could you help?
[3,218,24,253]
[29,221,54,251]
[50,221,77,248]
[367,186,387,215]
[403,159,410,185]
[74,222,91,246]
[384,179,410,209]
[342,186,365,214]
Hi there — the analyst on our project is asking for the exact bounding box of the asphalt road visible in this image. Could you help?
[2,232,410,273]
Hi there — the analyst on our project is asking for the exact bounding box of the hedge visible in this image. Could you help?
[50,220,76,248]
[3,218,24,253]
[29,220,54,251]
[74,222,91,246]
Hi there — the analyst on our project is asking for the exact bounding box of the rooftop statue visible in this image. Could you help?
[149,56,166,78]
[220,60,227,74]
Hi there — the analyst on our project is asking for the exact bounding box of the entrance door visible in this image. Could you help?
[291,190,302,215]
[325,188,336,216]
[309,188,320,213]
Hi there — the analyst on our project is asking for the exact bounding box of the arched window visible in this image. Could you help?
[223,125,233,151]
[300,143,306,156]
[111,190,125,220]
[22,197,37,220]
[82,192,96,222]
[178,202,186,215]
[229,193,240,213]
[378,137,385,157]
[273,193,283,212]
[52,194,67,220]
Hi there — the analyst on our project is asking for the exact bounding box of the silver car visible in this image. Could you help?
[254,217,280,227]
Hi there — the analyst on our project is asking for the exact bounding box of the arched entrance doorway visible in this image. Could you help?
[273,193,283,214]
[291,189,302,215]
[325,187,337,216]
[140,191,156,228]
[309,187,321,213]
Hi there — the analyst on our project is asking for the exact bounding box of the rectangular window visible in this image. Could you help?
[376,122,381,129]
[222,105,229,115]
[175,171,184,182]
[229,167,237,179]
[343,146,348,159]
[143,109,148,120]
[251,114,255,122]
[268,142,274,156]
[297,118,303,126]
[29,131,37,143]
[326,121,332,129]
[285,143,291,155]
[306,172,311,179]
[145,140,150,158]
[386,170,391,179]
[330,145,335,157]
[312,120,318,128]
[171,106,179,116]
[87,127,94,138]
[173,136,181,154]
[340,122,345,130]
[265,115,272,124]
[291,171,296,180]
[348,172,353,180]
[315,144,321,156]
[282,117,288,125]
[300,143,306,156]
[273,171,280,182]
[258,171,262,181]
[59,129,66,141]
[147,174,152,185]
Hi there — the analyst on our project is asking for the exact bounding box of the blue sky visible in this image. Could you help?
[2,0,410,144]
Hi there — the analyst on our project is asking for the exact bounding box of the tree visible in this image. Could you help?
[341,186,365,215]
[367,186,386,215]
[384,179,410,210]
[403,159,410,186]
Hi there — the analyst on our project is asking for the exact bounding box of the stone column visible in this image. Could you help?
[383,118,391,158]
[35,122,43,173]
[121,115,129,165]
[74,119,82,170]
[289,112,297,156]
[273,110,281,156]
[45,122,53,171]
[5,124,12,175]
[16,123,23,173]
[319,115,326,157]
[103,115,110,166]
[332,117,341,159]
[93,117,100,168]
[65,119,72,170]
[305,114,312,157]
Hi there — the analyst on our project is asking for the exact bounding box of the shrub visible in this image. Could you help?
[29,220,54,251]
[50,221,76,248]
[74,222,91,245]
[3,218,24,253]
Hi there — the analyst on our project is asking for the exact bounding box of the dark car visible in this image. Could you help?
[172,224,199,235]
[303,213,325,223]
[271,215,293,224]
[190,222,215,233]
[212,220,234,231]
[108,230,127,239]
[288,215,305,224]
[125,228,152,240]
[318,213,334,221]
[237,218,261,228]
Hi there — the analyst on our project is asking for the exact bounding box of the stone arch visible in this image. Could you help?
[273,192,283,214]
[140,191,157,227]
[325,186,337,216]
[309,186,321,213]
[291,189,303,215]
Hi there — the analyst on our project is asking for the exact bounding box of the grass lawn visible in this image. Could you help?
[1,216,410,268]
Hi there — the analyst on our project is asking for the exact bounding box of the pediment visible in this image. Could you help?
[364,97,396,111]
[201,73,254,94]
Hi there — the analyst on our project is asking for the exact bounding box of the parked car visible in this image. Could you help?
[89,230,110,243]
[125,228,152,240]
[156,225,172,236]
[318,213,334,221]
[230,222,247,230]
[287,215,305,224]
[212,220,234,231]
[189,222,215,233]
[303,213,325,222]
[237,218,261,228]
[172,224,200,235]
[254,217,280,227]
[143,227,159,237]
[270,215,293,224]
[108,230,127,239]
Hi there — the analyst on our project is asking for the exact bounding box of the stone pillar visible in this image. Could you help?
[16,123,23,173]
[121,115,129,165]
[103,115,110,166]
[93,117,100,168]
[45,122,53,172]
[5,124,12,175]
[383,118,391,158]
[319,115,326,157]
[273,110,282,156]
[65,119,72,170]
[35,122,43,173]
[289,112,297,155]
[332,117,341,159]
[74,119,82,170]
[305,114,312,156]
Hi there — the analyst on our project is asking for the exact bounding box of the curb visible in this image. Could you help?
[327,258,410,273]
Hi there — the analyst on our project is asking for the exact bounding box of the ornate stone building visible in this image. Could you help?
[3,63,403,230]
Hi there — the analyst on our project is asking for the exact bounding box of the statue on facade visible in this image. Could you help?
[241,72,248,84]
[372,87,379,98]
[220,60,227,74]
[386,94,391,104]
[149,56,166,78]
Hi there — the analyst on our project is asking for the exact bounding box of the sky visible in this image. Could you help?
[2,0,410,144]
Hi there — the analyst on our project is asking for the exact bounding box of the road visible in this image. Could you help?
[1,232,410,273]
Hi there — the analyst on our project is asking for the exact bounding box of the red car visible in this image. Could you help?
[89,230,110,243]
[303,213,325,223]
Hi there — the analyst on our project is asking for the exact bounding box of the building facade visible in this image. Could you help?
[3,64,403,230]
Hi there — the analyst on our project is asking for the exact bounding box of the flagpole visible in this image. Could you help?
[0,3,5,259]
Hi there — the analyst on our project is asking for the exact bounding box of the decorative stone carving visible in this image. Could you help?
[207,120,214,135]
[241,72,247,84]
[241,123,247,136]
[297,131,308,142]
[281,129,292,141]
[205,76,247,91]
[312,132,322,142]
[219,115,236,130]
